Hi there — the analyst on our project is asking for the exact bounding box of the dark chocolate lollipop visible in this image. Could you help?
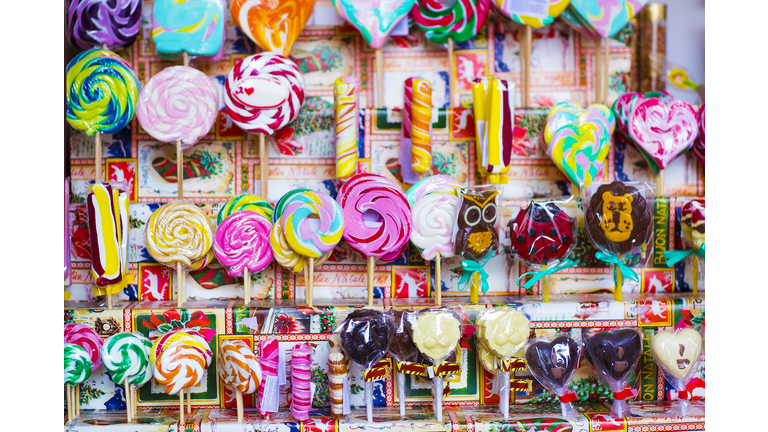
[453,189,499,261]
[338,309,393,368]
[525,336,580,390]
[388,309,417,362]
[584,182,652,255]
[585,329,642,384]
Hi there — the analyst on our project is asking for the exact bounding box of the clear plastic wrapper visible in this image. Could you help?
[525,336,581,417]
[67,0,143,51]
[387,309,418,417]
[665,199,705,294]
[584,328,643,417]
[508,196,578,301]
[584,181,654,301]
[650,328,703,415]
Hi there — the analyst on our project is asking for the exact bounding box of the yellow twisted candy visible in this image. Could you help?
[411,79,433,174]
[334,77,360,182]
[146,202,214,267]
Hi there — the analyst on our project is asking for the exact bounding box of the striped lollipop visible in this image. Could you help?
[65,343,92,386]
[65,323,104,372]
[101,332,149,384]
[219,339,262,422]
[217,194,274,226]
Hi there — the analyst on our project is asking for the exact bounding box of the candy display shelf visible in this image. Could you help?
[66,402,705,431]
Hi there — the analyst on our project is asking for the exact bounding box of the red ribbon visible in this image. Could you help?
[613,387,638,401]
[677,390,691,400]
[559,392,578,403]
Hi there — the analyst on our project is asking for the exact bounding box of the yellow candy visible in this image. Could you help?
[146,202,214,268]
[411,79,433,174]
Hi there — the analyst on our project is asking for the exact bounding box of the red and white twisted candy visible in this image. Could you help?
[64,323,104,372]
[337,173,412,260]
[218,339,262,395]
[290,343,312,421]
[153,340,209,395]
[224,52,305,135]
[257,337,279,417]
[136,66,219,148]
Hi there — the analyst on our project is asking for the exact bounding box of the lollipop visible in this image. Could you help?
[453,188,499,303]
[219,339,262,423]
[405,174,461,206]
[213,211,273,305]
[152,0,224,58]
[154,337,211,424]
[225,52,306,198]
[525,336,581,417]
[471,76,515,184]
[217,194,274,226]
[65,323,104,372]
[584,181,652,301]
[334,77,361,183]
[399,77,420,184]
[65,343,92,423]
[388,309,418,416]
[87,183,125,308]
[585,329,642,418]
[665,199,704,296]
[101,332,150,422]
[411,79,433,175]
[127,334,153,419]
[291,343,312,421]
[257,338,279,418]
[337,310,394,422]
[410,192,458,304]
[509,201,577,301]
[651,328,703,415]
[67,0,143,50]
[328,347,347,418]
[146,202,214,306]
[270,221,332,274]
[230,0,316,57]
[337,173,412,305]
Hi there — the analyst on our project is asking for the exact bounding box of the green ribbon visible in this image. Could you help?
[458,252,495,295]
[516,259,577,290]
[595,252,639,282]
[663,243,705,267]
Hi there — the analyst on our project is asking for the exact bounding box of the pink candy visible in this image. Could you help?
[629,98,698,170]
[290,343,312,420]
[64,323,103,372]
[213,211,273,277]
[693,104,704,166]
[257,338,279,417]
[337,173,412,261]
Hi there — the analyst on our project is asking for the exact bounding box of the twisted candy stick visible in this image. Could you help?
[65,48,139,136]
[334,77,360,183]
[87,183,122,288]
[282,191,344,259]
[136,66,219,148]
[270,218,332,273]
[411,79,433,174]
[412,0,491,44]
[485,77,514,184]
[291,343,312,421]
[328,347,347,417]
[337,173,412,260]
[410,192,459,260]
[257,338,279,417]
[101,333,149,384]
[67,0,143,50]
[224,52,306,135]
[213,211,274,277]
[217,194,273,226]
[218,340,262,395]
[146,202,214,268]
[230,0,315,57]
[405,174,461,206]
[152,0,224,56]
[65,323,104,372]
[65,343,93,386]
[399,77,419,184]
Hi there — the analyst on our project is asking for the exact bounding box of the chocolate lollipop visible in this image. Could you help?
[650,328,703,415]
[525,336,580,417]
[584,182,652,301]
[585,329,642,418]
[453,188,499,303]
[388,309,417,417]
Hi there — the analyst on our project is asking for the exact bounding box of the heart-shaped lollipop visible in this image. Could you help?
[332,0,416,49]
[547,122,610,189]
[493,0,570,28]
[585,329,642,384]
[629,98,698,170]
[230,0,316,56]
[612,91,673,139]
[650,328,702,381]
[544,101,615,146]
[693,104,704,166]
[566,0,648,39]
[525,336,579,390]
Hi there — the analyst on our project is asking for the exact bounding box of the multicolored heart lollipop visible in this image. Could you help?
[331,0,416,49]
[565,0,647,39]
[230,0,316,56]
[493,0,570,28]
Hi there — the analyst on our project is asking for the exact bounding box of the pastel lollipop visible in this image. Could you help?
[65,343,92,422]
[218,339,262,422]
[217,194,274,226]
[493,0,570,28]
[213,211,273,305]
[628,98,698,171]
[410,192,458,304]
[67,0,143,50]
[146,202,214,306]
[337,173,412,305]
[650,329,703,415]
[152,0,224,57]
[405,174,461,206]
[334,77,361,183]
[65,323,104,372]
[270,221,332,274]
[230,0,316,57]
[101,332,150,422]
[412,0,491,44]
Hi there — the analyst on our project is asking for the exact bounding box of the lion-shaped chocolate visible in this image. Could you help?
[585,182,652,254]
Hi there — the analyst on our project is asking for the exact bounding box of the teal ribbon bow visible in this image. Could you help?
[595,252,639,282]
[458,252,495,295]
[663,243,705,267]
[516,259,577,290]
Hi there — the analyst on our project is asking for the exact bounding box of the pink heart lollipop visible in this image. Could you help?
[213,211,274,277]
[628,98,698,170]
[693,104,704,166]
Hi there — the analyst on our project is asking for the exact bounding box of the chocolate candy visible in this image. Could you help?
[650,328,702,382]
[337,309,393,368]
[525,336,579,390]
[453,189,499,261]
[585,182,652,255]
[585,329,642,385]
[509,202,575,265]
[388,309,417,362]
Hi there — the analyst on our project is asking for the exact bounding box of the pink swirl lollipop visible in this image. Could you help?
[224,52,306,135]
[214,211,273,276]
[137,66,219,148]
[64,323,103,372]
[628,98,698,170]
[290,343,312,421]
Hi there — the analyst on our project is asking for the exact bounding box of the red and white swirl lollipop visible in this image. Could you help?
[337,173,412,305]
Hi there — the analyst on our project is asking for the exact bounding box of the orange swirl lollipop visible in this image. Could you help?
[230,0,316,56]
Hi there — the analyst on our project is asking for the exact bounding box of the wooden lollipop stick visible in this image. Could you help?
[67,385,72,423]
[76,385,81,416]
[179,392,185,425]
[125,378,131,422]
[177,262,183,307]
[518,27,527,107]
[367,256,375,306]
[435,251,441,306]
[571,183,580,199]
[259,133,268,199]
[183,51,189,67]
[603,36,610,104]
[177,140,184,200]
[95,132,102,183]
[307,257,314,307]
[244,268,251,306]
[447,39,454,107]
[525,25,532,106]
[236,388,244,423]
[132,385,138,419]
[187,388,192,414]
[376,49,384,108]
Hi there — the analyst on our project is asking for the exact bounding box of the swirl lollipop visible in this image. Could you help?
[337,173,412,305]
[154,335,211,424]
[65,343,92,422]
[64,323,103,372]
[219,339,262,423]
[270,221,332,274]
[101,332,150,421]
[137,66,218,199]
[65,48,139,183]
[230,0,316,57]
[405,174,461,206]
[225,52,306,199]
[152,0,224,58]
[217,194,273,226]
[410,192,458,304]
[67,0,143,50]
[146,202,214,306]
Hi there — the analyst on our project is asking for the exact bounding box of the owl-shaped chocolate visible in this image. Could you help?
[681,200,705,250]
[585,182,652,255]
[453,189,499,261]
[508,202,575,266]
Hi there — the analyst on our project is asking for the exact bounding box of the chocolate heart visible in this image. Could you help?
[525,336,579,391]
[650,328,702,381]
[585,329,642,385]
[629,98,698,170]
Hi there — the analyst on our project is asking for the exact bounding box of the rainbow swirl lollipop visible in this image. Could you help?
[412,0,491,44]
[217,194,273,226]
[281,191,344,259]
[65,48,139,136]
